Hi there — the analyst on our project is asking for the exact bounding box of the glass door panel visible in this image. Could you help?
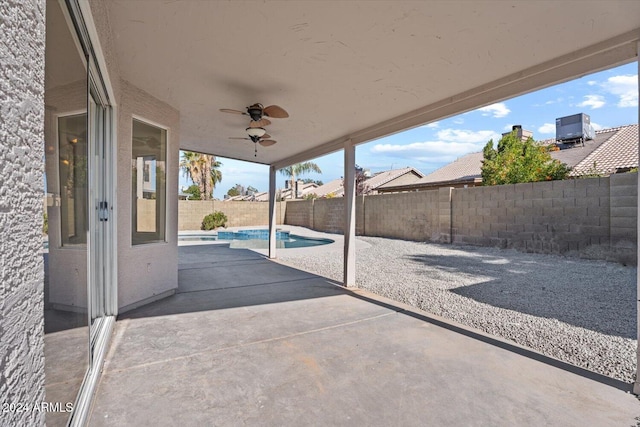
[43,1,89,425]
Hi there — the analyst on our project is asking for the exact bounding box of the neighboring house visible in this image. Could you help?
[310,178,346,198]
[279,181,319,199]
[223,181,320,201]
[308,167,425,197]
[379,124,639,193]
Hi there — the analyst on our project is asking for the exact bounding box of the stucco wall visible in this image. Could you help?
[0,0,47,425]
[117,80,180,311]
[178,200,287,230]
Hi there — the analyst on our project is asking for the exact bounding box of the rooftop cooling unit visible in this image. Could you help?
[555,113,594,143]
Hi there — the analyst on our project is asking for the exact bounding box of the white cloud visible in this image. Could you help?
[538,123,556,134]
[453,118,464,125]
[602,74,638,108]
[421,121,439,128]
[544,97,564,105]
[371,128,500,163]
[477,102,510,118]
[587,80,597,86]
[436,128,500,144]
[591,122,603,131]
[371,141,479,163]
[577,94,605,109]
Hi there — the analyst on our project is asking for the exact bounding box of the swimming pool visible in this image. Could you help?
[178,229,333,249]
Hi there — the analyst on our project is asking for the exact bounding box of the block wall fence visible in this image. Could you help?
[178,200,287,230]
[284,174,638,264]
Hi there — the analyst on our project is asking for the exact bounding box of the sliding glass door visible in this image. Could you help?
[44,1,115,425]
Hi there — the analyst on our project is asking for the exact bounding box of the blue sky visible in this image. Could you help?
[180,62,638,199]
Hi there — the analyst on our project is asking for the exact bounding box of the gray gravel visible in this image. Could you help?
[278,236,637,383]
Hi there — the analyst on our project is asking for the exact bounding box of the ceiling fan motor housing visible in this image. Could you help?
[247,104,263,121]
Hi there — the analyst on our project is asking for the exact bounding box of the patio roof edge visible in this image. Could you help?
[270,29,640,170]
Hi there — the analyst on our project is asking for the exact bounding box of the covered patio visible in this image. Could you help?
[4,1,639,425]
[88,243,638,426]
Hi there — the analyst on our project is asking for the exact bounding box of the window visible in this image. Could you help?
[58,114,88,246]
[132,119,167,245]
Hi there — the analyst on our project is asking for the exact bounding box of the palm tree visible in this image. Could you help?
[279,162,322,199]
[180,151,222,200]
[211,159,223,190]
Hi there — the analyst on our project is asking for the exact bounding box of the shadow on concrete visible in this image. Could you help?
[405,252,635,339]
[120,244,632,392]
[120,245,349,320]
[346,291,633,393]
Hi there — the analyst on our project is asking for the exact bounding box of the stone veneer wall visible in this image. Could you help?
[284,175,638,264]
[0,0,47,425]
[178,201,287,230]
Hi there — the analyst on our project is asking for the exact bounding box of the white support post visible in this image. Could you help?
[268,165,277,259]
[343,140,356,287]
[634,42,640,396]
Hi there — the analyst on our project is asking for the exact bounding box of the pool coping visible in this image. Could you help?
[178,225,371,255]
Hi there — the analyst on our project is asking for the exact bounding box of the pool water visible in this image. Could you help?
[217,229,290,241]
[178,229,333,249]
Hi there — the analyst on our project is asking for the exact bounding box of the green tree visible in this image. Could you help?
[184,184,201,200]
[481,131,569,186]
[302,178,324,186]
[180,151,222,200]
[279,162,322,199]
[227,186,241,197]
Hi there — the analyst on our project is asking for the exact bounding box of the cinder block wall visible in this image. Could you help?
[608,173,637,264]
[451,179,612,253]
[285,175,638,264]
[364,191,439,240]
[178,201,286,230]
[0,0,47,425]
[283,200,314,228]
[313,197,345,233]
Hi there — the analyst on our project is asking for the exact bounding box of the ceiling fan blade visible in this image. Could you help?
[229,137,249,140]
[258,139,277,147]
[248,118,271,128]
[263,105,289,118]
[261,133,271,139]
[220,108,247,115]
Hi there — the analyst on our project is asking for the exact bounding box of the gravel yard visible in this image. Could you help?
[278,235,637,383]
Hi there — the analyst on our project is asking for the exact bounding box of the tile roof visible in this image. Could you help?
[366,167,424,188]
[397,124,638,186]
[304,167,424,197]
[570,124,639,175]
[415,152,485,184]
[310,178,344,197]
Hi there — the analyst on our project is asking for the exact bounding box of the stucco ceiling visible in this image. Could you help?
[104,1,639,167]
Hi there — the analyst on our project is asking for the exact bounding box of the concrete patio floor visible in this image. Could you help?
[89,243,639,426]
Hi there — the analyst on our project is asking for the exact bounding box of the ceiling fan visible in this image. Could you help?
[229,127,277,156]
[220,103,289,128]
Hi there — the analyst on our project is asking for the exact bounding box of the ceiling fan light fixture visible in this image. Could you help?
[246,127,266,138]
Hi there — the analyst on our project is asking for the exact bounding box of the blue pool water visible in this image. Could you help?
[217,229,290,241]
[178,229,333,249]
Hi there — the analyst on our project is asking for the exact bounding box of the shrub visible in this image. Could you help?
[201,211,228,230]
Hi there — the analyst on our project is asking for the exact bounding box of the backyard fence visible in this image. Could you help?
[284,173,638,264]
[178,200,287,230]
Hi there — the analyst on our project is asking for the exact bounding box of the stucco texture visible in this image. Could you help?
[0,0,47,425]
